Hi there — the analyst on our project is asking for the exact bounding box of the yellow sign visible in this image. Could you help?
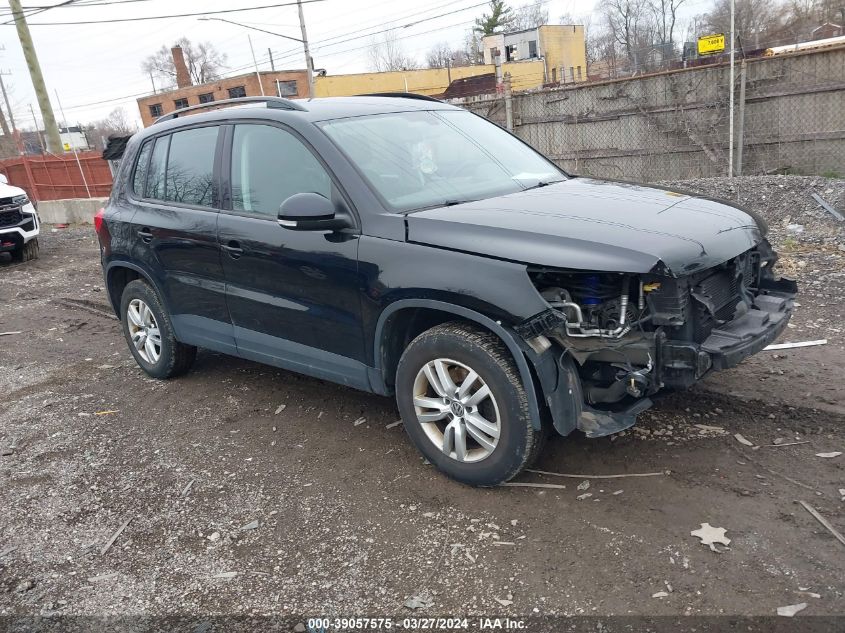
[698,33,725,56]
[63,143,71,151]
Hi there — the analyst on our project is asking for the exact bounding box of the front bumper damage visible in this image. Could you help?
[516,276,797,439]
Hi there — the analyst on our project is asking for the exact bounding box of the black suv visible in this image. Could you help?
[96,95,796,486]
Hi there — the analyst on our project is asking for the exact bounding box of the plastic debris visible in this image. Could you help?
[577,480,591,491]
[385,420,403,429]
[101,518,131,555]
[527,468,665,479]
[502,482,566,490]
[241,520,259,531]
[777,603,807,617]
[815,452,842,458]
[652,591,669,598]
[0,331,22,337]
[797,501,845,547]
[274,404,286,415]
[353,417,366,426]
[404,594,434,609]
[494,597,513,607]
[811,193,844,221]
[691,523,730,552]
[576,493,593,501]
[87,573,118,583]
[734,433,755,447]
[764,339,827,351]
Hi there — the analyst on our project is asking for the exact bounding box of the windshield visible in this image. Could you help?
[320,109,565,212]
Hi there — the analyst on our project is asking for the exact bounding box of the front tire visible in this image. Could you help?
[120,279,196,379]
[12,238,39,262]
[396,322,541,486]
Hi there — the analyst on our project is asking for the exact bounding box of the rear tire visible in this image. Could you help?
[11,238,39,262]
[396,322,541,487]
[120,279,196,379]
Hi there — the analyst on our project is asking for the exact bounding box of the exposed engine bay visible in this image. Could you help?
[517,241,797,418]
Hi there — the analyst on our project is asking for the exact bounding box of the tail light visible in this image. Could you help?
[94,207,105,235]
[94,207,111,252]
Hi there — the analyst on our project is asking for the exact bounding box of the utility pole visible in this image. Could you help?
[28,103,45,153]
[8,0,61,153]
[0,72,21,154]
[728,0,735,178]
[297,0,315,98]
[268,47,276,71]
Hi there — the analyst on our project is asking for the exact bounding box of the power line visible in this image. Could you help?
[2,0,327,25]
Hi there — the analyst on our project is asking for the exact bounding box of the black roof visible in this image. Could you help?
[143,95,461,137]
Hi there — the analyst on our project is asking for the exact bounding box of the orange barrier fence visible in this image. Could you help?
[0,152,113,201]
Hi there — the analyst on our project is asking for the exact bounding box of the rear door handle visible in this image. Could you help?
[137,228,153,243]
[221,241,243,259]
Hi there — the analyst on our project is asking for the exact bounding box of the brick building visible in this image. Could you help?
[136,46,309,127]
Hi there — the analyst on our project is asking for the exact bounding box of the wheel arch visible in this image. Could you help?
[105,261,170,318]
[372,300,543,430]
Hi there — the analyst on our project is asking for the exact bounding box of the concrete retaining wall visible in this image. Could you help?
[37,197,108,225]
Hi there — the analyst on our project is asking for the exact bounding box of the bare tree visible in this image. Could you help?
[368,29,420,72]
[142,37,227,88]
[510,2,549,31]
[650,0,686,51]
[426,42,453,69]
[426,42,473,69]
[86,107,139,151]
[700,0,781,49]
[780,0,844,41]
[603,0,656,74]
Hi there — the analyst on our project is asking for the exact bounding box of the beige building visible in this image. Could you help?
[482,25,588,85]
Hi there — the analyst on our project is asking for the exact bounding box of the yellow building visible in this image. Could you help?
[313,61,546,98]
[482,24,587,84]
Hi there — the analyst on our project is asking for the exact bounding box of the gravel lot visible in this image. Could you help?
[1,176,844,625]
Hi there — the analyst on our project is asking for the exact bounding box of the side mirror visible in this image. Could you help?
[0,174,7,185]
[277,192,351,232]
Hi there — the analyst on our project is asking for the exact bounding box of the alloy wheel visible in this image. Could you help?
[126,298,162,364]
[412,358,501,463]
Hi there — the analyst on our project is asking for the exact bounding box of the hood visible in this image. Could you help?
[405,178,765,276]
[0,182,27,198]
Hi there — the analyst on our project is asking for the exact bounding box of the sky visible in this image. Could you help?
[0,0,711,129]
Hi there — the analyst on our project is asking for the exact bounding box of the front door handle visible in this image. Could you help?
[137,228,153,243]
[221,241,244,259]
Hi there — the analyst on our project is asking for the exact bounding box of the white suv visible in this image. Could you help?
[0,174,39,262]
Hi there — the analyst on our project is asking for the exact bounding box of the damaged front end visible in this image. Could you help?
[515,241,797,438]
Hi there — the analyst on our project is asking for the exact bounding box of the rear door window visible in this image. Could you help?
[164,127,219,207]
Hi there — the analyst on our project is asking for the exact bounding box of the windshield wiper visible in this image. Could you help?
[404,199,478,214]
[523,180,560,191]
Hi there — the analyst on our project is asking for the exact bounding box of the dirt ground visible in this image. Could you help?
[1,177,844,625]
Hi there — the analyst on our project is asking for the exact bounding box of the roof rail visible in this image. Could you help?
[358,92,443,103]
[154,96,306,124]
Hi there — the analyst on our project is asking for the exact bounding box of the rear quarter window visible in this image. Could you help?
[131,140,152,197]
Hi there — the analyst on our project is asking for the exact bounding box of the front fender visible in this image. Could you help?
[371,299,544,431]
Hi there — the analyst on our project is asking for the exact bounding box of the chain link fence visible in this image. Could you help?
[459,45,845,182]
